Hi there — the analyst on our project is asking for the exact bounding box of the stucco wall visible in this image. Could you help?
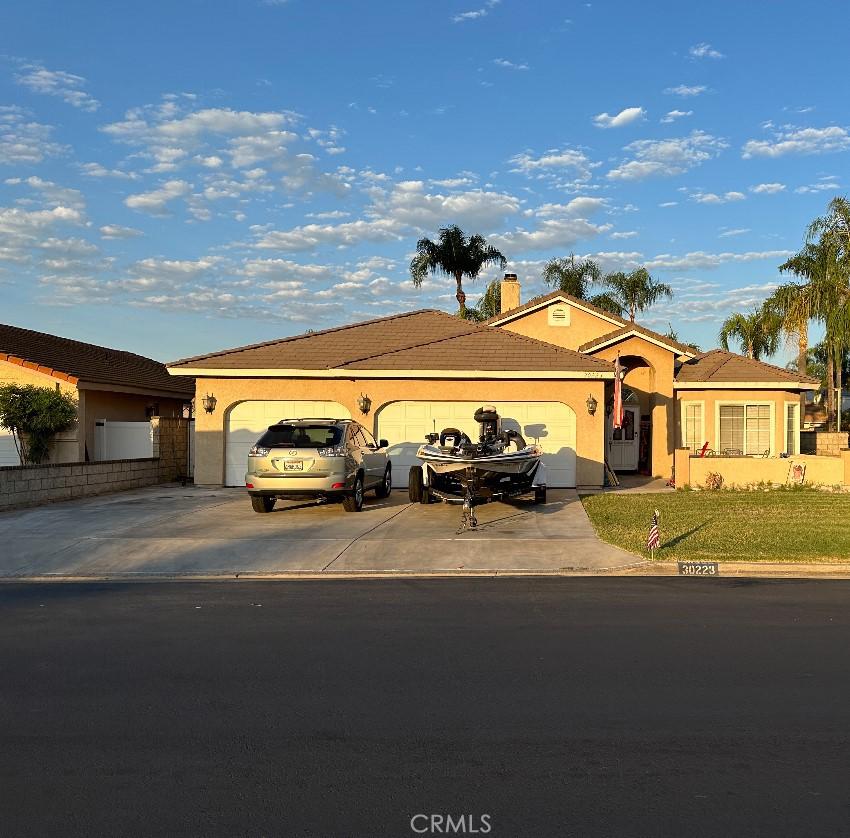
[0,360,81,462]
[498,302,621,353]
[191,376,607,488]
[674,389,802,456]
[679,449,850,489]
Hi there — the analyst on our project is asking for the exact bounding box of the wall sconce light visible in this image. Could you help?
[357,393,372,415]
[586,394,598,416]
[202,393,218,414]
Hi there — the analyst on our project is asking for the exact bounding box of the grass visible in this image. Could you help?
[581,489,850,563]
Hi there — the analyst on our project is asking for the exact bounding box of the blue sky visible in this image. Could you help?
[1,0,847,362]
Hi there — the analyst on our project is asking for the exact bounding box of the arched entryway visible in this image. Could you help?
[608,355,655,473]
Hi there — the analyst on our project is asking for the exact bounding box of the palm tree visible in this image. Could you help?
[664,323,701,352]
[410,225,506,316]
[542,254,625,316]
[463,280,500,322]
[599,268,673,322]
[718,309,781,360]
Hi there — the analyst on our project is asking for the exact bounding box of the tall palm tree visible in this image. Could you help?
[410,225,506,316]
[718,309,781,360]
[542,254,625,316]
[599,268,673,322]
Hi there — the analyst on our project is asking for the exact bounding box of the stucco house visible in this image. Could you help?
[169,274,818,489]
[0,323,194,465]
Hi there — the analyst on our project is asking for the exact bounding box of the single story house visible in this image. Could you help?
[1,323,195,465]
[169,274,818,489]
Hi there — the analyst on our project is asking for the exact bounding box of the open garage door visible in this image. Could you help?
[376,400,577,488]
[224,400,350,487]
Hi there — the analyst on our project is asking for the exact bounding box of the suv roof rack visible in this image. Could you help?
[270,417,352,423]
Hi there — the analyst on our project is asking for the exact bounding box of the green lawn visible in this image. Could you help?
[581,490,850,563]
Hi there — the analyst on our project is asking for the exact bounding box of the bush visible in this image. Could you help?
[704,472,724,490]
[0,385,78,464]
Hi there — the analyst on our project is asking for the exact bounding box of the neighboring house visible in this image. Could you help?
[168,274,818,489]
[0,324,195,466]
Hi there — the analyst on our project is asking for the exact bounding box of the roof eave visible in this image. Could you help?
[169,366,614,380]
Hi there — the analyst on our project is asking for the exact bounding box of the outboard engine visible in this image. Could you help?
[474,405,501,445]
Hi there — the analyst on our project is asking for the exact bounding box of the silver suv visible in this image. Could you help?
[245,418,392,513]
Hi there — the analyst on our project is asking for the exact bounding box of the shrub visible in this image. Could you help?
[0,385,78,464]
[704,472,724,490]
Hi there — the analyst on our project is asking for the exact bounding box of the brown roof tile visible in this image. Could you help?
[169,308,611,374]
[675,349,820,386]
[0,323,194,396]
[579,325,696,356]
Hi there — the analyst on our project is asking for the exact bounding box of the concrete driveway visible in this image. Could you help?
[0,485,641,577]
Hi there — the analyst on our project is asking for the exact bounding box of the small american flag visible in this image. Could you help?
[647,509,661,552]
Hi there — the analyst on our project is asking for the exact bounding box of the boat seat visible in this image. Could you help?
[440,427,471,448]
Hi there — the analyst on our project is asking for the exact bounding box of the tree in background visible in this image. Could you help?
[463,279,500,322]
[410,225,506,317]
[718,309,781,361]
[0,385,78,465]
[542,254,625,316]
[598,267,673,322]
[663,323,701,353]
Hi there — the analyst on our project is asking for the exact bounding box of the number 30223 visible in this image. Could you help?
[677,561,719,576]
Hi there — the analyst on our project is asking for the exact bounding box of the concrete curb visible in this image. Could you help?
[4,560,850,582]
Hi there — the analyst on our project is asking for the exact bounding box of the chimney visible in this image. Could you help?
[500,273,521,314]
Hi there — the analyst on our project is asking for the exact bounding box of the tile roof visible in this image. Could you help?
[0,323,194,395]
[169,308,612,374]
[579,325,696,356]
[675,349,820,386]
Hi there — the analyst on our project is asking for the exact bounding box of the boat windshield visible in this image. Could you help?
[256,424,343,449]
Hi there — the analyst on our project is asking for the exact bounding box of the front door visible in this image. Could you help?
[608,406,639,471]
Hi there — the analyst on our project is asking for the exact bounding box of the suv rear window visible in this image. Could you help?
[256,424,343,449]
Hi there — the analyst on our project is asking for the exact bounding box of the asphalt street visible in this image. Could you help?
[2,578,850,837]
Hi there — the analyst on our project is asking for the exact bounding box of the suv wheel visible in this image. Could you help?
[375,465,392,498]
[534,487,547,505]
[343,474,364,512]
[251,495,275,513]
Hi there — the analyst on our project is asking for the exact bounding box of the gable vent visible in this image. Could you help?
[548,305,571,326]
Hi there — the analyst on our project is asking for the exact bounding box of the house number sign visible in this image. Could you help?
[677,561,719,576]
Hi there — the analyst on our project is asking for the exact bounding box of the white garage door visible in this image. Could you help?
[376,401,577,488]
[225,400,351,487]
[0,429,20,467]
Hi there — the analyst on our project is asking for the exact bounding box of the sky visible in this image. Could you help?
[1,0,847,363]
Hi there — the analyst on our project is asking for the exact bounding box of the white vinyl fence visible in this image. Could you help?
[94,420,153,461]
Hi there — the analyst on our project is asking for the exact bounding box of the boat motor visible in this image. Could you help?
[474,405,501,445]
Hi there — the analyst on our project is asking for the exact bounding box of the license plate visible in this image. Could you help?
[283,460,304,471]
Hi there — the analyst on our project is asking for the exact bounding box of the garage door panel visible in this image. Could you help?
[377,401,576,488]
[224,400,350,486]
[0,429,20,467]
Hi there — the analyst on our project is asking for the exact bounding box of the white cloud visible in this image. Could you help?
[508,145,598,189]
[607,131,728,181]
[0,205,83,236]
[644,250,792,271]
[488,218,610,253]
[452,0,500,22]
[493,58,529,71]
[691,190,746,204]
[664,84,708,97]
[795,177,841,194]
[659,201,678,207]
[660,109,692,123]
[593,107,645,129]
[749,182,786,194]
[0,106,65,165]
[4,176,85,209]
[253,218,406,251]
[15,64,100,111]
[124,180,192,215]
[742,126,850,158]
[100,224,143,239]
[79,162,138,179]
[689,43,724,59]
[610,230,639,239]
[718,228,750,238]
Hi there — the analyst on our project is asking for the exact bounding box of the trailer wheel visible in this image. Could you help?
[408,466,430,504]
